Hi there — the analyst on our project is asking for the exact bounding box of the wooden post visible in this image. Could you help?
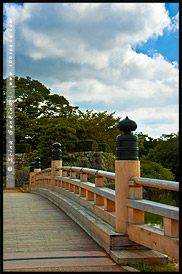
[42,170,45,187]
[163,217,179,238]
[26,182,29,191]
[95,174,104,187]
[115,116,140,234]
[94,173,104,206]
[62,169,67,177]
[34,157,41,188]
[29,162,35,191]
[80,171,87,182]
[51,142,62,191]
[115,160,140,233]
[29,172,33,190]
[104,198,115,212]
[128,183,144,225]
[70,170,76,179]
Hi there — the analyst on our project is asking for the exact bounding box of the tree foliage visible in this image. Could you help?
[136,132,178,181]
[3,76,78,146]
[140,157,175,181]
[144,133,179,181]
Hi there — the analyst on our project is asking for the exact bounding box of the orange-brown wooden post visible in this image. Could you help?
[51,142,62,191]
[29,162,35,191]
[26,182,29,191]
[94,172,105,206]
[163,217,179,238]
[34,157,41,188]
[115,116,140,234]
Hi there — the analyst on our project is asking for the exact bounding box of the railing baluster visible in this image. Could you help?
[104,198,115,212]
[163,217,179,238]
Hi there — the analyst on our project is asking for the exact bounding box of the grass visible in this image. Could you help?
[128,262,178,272]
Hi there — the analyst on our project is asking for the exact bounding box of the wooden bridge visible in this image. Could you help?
[4,190,136,272]
[3,117,179,271]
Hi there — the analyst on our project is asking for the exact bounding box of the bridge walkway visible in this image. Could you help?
[3,191,137,272]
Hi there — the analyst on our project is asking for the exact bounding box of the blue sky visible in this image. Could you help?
[3,3,179,138]
[134,3,179,64]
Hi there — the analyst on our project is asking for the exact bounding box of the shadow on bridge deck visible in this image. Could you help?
[3,192,136,272]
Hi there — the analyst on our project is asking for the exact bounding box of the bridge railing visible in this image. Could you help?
[127,176,179,261]
[29,116,179,261]
[56,166,116,223]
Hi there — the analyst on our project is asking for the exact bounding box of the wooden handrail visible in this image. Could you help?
[131,177,179,191]
[56,166,115,179]
[127,199,179,220]
[56,166,179,191]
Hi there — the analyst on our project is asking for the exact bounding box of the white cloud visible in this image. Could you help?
[116,105,179,138]
[62,3,102,13]
[4,3,172,65]
[3,3,179,138]
[51,47,178,106]
[51,79,121,105]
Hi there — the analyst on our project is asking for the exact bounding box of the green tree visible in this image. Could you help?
[145,133,179,181]
[3,76,78,145]
[76,109,120,152]
[13,76,50,118]
[140,157,175,181]
[34,117,80,168]
[136,132,158,158]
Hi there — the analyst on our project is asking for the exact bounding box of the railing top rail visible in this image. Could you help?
[41,168,51,172]
[131,177,179,191]
[96,170,115,180]
[55,166,179,188]
[56,166,115,179]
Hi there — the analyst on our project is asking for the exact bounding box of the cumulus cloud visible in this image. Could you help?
[3,3,179,137]
[3,3,171,65]
[116,105,178,138]
[51,47,178,106]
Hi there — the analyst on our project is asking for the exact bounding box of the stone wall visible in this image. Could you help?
[63,151,116,172]
[63,151,116,188]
